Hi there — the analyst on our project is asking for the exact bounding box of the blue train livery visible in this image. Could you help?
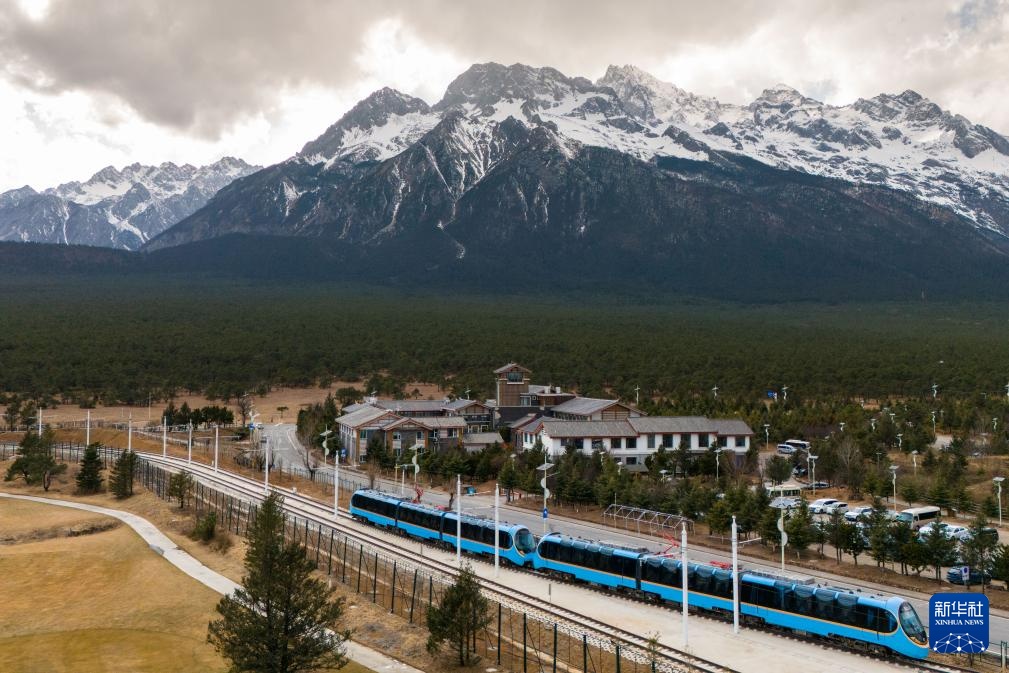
[349,489,536,566]
[349,489,928,660]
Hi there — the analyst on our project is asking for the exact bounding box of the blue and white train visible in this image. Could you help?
[350,490,929,660]
[349,489,537,566]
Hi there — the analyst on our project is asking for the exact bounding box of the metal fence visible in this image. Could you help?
[130,459,682,673]
[602,504,694,536]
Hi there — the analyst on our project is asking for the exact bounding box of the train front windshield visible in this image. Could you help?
[515,529,536,553]
[899,602,927,644]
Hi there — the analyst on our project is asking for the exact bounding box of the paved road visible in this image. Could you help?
[0,491,422,673]
[258,424,1009,648]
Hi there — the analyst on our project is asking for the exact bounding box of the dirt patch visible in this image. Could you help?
[0,517,120,545]
[2,381,448,426]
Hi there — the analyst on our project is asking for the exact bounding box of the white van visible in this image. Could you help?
[784,439,811,452]
[896,506,941,530]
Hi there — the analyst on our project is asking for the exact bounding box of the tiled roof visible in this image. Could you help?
[711,419,755,436]
[409,416,467,428]
[373,399,447,412]
[335,405,395,428]
[550,397,622,416]
[628,417,714,434]
[541,420,636,438]
[443,399,488,411]
[494,363,531,374]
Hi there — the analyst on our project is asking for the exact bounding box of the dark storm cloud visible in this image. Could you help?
[2,0,1008,136]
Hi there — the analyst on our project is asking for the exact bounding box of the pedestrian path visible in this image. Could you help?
[0,492,424,673]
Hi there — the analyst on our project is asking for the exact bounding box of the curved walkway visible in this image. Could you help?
[0,492,423,673]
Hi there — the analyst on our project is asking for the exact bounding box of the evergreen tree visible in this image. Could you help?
[109,449,137,499]
[207,493,347,673]
[75,443,104,494]
[784,501,814,558]
[426,564,491,666]
[4,428,66,491]
[922,524,958,582]
[169,470,195,509]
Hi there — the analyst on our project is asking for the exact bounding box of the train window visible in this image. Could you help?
[540,540,557,560]
[791,585,814,615]
[351,493,364,509]
[835,594,858,626]
[814,591,836,620]
[498,530,513,549]
[713,569,733,597]
[623,556,639,578]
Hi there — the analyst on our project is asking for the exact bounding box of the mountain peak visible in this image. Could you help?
[434,62,593,112]
[299,87,432,161]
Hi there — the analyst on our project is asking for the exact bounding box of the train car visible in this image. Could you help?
[442,511,536,567]
[636,554,928,660]
[349,489,404,528]
[349,488,536,567]
[737,572,928,659]
[534,533,641,591]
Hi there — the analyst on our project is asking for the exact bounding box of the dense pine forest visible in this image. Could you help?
[2,274,1009,408]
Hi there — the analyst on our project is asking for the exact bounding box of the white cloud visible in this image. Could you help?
[1,0,1007,192]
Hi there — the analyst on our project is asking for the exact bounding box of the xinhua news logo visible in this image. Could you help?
[929,593,989,654]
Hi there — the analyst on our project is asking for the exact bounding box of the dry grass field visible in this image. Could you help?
[1,381,448,426]
[0,500,227,673]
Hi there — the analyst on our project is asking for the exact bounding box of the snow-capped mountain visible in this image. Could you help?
[143,62,1009,299]
[0,157,259,249]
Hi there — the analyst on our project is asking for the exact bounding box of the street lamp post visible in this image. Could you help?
[537,462,555,535]
[911,450,919,478]
[681,523,688,647]
[714,447,724,483]
[870,418,877,432]
[809,455,818,495]
[85,410,91,447]
[839,422,846,433]
[995,477,1004,527]
[896,433,903,451]
[890,465,898,513]
[763,424,770,450]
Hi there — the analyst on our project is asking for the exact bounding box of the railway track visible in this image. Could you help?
[141,452,735,673]
[142,453,983,673]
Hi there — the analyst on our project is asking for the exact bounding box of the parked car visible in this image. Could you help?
[823,501,849,515]
[776,443,797,455]
[770,497,800,510]
[792,466,807,477]
[810,481,829,490]
[809,498,839,514]
[919,522,968,541]
[946,567,992,585]
[845,505,874,522]
[956,526,999,544]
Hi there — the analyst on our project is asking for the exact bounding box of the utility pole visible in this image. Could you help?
[127,414,132,453]
[732,515,740,635]
[456,475,462,567]
[213,424,219,473]
[187,422,193,464]
[494,482,500,578]
[162,416,167,458]
[85,410,90,447]
[681,524,688,647]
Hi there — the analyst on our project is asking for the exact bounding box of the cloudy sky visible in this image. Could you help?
[1,0,1007,191]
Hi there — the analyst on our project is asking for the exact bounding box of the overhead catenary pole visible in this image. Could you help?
[732,515,740,635]
[334,439,340,518]
[214,424,219,473]
[162,416,167,458]
[456,474,462,567]
[494,482,500,578]
[187,422,193,464]
[85,410,90,447]
[681,523,688,647]
[127,414,132,453]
